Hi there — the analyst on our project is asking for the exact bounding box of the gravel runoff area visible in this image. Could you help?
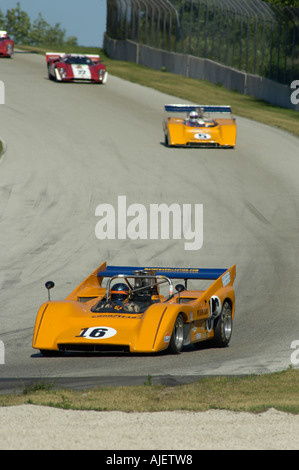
[0,405,298,450]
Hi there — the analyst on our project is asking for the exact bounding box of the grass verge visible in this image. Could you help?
[1,368,299,414]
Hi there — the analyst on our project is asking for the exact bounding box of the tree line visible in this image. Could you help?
[266,0,299,6]
[0,2,78,46]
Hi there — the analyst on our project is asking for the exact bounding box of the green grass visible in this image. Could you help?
[1,368,299,414]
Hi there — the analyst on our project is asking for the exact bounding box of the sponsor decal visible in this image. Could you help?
[164,332,171,343]
[197,308,208,316]
[92,314,139,319]
[222,271,231,287]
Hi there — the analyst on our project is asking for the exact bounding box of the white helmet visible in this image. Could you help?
[189,111,199,120]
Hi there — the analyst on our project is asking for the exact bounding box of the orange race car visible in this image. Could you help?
[163,104,236,148]
[32,262,236,356]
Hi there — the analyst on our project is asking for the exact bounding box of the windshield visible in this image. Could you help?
[64,56,93,65]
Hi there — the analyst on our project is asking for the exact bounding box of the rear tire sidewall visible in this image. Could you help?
[213,301,233,347]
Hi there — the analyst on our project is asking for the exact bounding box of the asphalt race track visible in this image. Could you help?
[0,52,298,392]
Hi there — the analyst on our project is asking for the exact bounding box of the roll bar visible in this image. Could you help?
[105,273,173,302]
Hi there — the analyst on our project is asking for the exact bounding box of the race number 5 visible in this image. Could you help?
[76,326,117,339]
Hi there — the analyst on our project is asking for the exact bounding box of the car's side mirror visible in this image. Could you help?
[45,281,55,301]
[175,284,185,293]
[175,284,185,303]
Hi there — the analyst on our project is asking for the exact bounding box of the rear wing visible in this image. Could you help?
[98,265,232,281]
[45,52,100,64]
[46,52,65,63]
[85,54,100,64]
[65,262,236,301]
[164,104,233,119]
[96,264,235,299]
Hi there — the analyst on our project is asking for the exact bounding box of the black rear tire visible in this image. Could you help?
[212,301,233,347]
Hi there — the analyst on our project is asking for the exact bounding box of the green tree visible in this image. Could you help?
[5,2,31,43]
[265,0,299,6]
[43,22,66,45]
[64,36,78,47]
[0,9,6,29]
[2,3,78,46]
[28,12,49,45]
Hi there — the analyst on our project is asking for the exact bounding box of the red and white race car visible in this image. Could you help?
[0,31,14,58]
[46,52,108,84]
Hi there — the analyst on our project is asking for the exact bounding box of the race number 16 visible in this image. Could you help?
[76,326,117,339]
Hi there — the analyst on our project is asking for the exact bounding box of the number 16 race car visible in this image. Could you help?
[0,31,14,58]
[163,104,236,148]
[32,261,236,356]
[46,52,108,83]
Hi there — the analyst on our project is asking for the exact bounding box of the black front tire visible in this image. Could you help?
[48,66,54,81]
[168,314,184,354]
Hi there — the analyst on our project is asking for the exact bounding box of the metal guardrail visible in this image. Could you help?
[107,0,299,85]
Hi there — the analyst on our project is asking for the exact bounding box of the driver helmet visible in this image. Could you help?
[111,283,129,302]
[189,111,199,121]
